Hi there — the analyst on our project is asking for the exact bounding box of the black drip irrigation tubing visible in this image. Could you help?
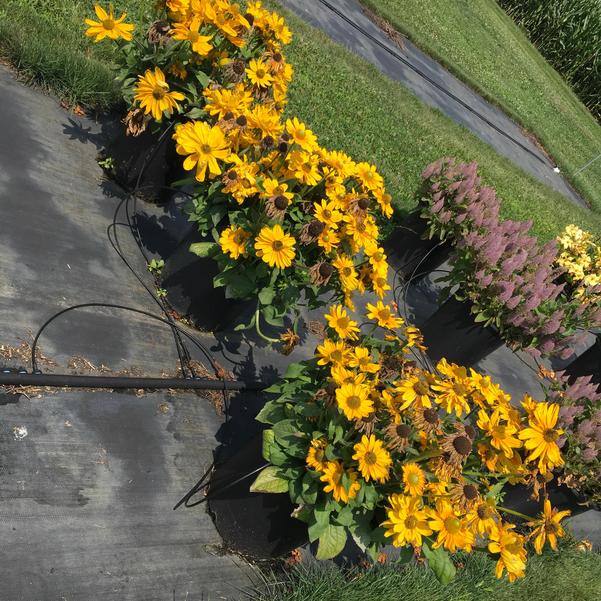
[316,0,554,169]
[2,124,265,395]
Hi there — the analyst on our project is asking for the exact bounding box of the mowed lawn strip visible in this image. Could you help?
[358,0,601,213]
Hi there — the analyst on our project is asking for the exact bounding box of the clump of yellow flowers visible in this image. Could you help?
[253,303,572,583]
[85,1,393,338]
[556,224,601,304]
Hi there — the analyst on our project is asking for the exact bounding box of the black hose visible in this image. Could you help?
[0,371,266,391]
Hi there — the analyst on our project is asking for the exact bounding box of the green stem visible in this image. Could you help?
[254,307,280,344]
[497,506,534,521]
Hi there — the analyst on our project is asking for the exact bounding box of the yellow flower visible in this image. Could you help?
[335,382,373,420]
[171,17,213,55]
[527,499,570,554]
[314,199,343,229]
[332,254,359,292]
[285,117,318,152]
[466,499,499,536]
[431,365,471,417]
[382,494,432,547]
[428,501,474,552]
[330,365,365,386]
[174,120,230,182]
[352,435,392,483]
[343,214,378,249]
[287,151,322,186]
[246,58,274,88]
[518,402,564,474]
[366,301,403,330]
[254,224,296,269]
[488,522,526,582]
[219,226,250,260]
[325,304,360,340]
[402,462,426,496]
[134,67,185,122]
[317,227,341,253]
[395,373,433,410]
[320,460,360,503]
[85,4,135,42]
[477,409,522,458]
[316,339,350,366]
[204,83,253,119]
[306,438,328,472]
[355,161,384,192]
[348,347,380,374]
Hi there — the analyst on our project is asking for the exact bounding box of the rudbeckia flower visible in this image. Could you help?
[85,4,135,42]
[518,402,564,474]
[352,435,392,483]
[324,304,359,340]
[173,120,230,182]
[254,224,296,269]
[383,494,432,547]
[219,226,251,260]
[134,67,185,122]
[171,17,213,56]
[245,58,274,88]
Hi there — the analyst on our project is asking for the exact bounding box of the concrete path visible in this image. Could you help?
[279,0,586,207]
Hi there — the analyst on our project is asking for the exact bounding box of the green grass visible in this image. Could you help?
[1,0,600,241]
[358,0,601,214]
[254,546,601,601]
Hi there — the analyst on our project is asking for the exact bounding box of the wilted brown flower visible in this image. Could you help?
[300,220,325,244]
[309,261,334,286]
[123,108,151,137]
[147,20,171,45]
[384,421,411,451]
[280,328,300,355]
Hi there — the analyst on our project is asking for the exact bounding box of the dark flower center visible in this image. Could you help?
[452,435,472,456]
[274,195,288,210]
[233,61,245,75]
[364,451,377,465]
[223,111,235,121]
[463,484,478,500]
[272,240,284,251]
[543,428,559,443]
[346,395,361,409]
[404,515,418,529]
[236,115,248,126]
[200,143,212,154]
[423,408,439,424]
[102,18,115,30]
[477,503,493,520]
[396,424,411,438]
[358,197,370,210]
[319,262,334,278]
[227,170,238,180]
[308,220,325,236]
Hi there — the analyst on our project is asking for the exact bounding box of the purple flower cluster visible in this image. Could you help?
[547,372,601,502]
[420,157,601,358]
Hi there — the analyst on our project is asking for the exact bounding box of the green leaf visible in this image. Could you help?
[189,242,217,258]
[316,524,347,560]
[262,429,275,461]
[273,419,299,440]
[186,107,207,119]
[249,466,288,494]
[195,70,210,88]
[284,362,307,380]
[256,401,287,425]
[422,542,456,584]
[258,287,275,305]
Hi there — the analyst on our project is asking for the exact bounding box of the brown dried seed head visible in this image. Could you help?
[463,484,478,500]
[308,220,325,237]
[423,408,439,424]
[396,424,411,438]
[358,197,370,210]
[274,195,289,210]
[236,115,248,127]
[319,262,334,278]
[453,435,472,456]
[464,424,477,440]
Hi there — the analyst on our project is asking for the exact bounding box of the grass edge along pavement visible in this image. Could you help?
[357,0,601,215]
[271,0,601,242]
[253,542,601,601]
[0,0,598,242]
